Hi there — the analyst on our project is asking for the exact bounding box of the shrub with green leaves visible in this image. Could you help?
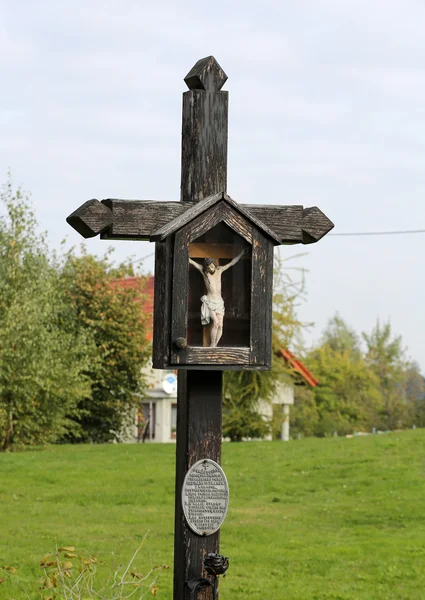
[0,177,92,450]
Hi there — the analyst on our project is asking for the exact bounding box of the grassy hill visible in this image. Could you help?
[1,430,425,599]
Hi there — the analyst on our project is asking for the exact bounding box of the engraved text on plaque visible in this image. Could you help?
[182,458,229,536]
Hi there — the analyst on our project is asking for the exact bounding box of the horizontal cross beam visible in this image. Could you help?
[66,199,333,245]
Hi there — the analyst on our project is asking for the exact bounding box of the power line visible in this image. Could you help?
[329,229,425,237]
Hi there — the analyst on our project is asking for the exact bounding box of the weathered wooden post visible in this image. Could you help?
[173,56,229,600]
[66,56,334,600]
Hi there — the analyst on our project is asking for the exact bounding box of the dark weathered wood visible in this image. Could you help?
[102,199,187,239]
[67,198,334,244]
[185,203,225,245]
[173,56,231,600]
[66,199,113,238]
[264,240,274,366]
[249,204,303,243]
[184,201,253,246]
[152,238,173,369]
[302,206,335,243]
[152,192,222,239]
[250,230,273,366]
[170,229,190,365]
[174,370,222,600]
[220,203,253,245]
[184,56,228,93]
[181,57,228,203]
[172,363,270,371]
[186,346,250,365]
[152,192,280,244]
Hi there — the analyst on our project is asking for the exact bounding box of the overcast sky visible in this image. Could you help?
[2,0,425,370]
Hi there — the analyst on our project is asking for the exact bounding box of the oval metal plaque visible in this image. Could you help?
[182,459,229,536]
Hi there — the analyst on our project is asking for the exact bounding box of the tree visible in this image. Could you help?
[292,315,382,436]
[293,317,425,437]
[61,251,151,443]
[404,363,425,427]
[303,345,382,436]
[223,251,306,441]
[362,320,408,429]
[321,314,361,359]
[0,177,92,450]
[289,386,319,438]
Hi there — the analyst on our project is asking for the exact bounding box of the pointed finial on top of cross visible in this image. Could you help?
[184,56,228,92]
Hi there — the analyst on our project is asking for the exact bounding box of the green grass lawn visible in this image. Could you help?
[1,430,425,599]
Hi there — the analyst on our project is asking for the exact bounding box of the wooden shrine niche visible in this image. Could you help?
[151,192,281,371]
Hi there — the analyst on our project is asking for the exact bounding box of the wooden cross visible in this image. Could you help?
[67,56,333,600]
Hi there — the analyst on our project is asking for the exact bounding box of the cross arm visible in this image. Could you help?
[66,199,334,244]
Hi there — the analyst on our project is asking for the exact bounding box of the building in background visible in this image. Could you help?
[259,349,318,441]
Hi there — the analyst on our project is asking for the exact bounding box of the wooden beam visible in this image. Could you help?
[302,206,334,243]
[174,56,228,600]
[66,199,113,238]
[181,57,228,203]
[173,371,223,599]
[103,199,186,239]
[66,198,334,244]
[189,243,234,259]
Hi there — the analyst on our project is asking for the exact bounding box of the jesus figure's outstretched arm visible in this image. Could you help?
[220,248,246,272]
[189,258,203,272]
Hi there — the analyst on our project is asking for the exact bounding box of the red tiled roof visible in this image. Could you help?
[111,276,319,385]
[278,348,318,387]
[110,276,154,340]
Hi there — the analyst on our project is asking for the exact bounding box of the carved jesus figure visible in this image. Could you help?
[189,249,246,347]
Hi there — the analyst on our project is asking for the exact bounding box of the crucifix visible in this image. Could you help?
[67,56,333,600]
[189,249,245,348]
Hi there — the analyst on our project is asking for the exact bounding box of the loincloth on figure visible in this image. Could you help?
[200,295,225,326]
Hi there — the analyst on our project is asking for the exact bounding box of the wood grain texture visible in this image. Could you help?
[69,199,334,244]
[221,203,253,245]
[181,89,228,203]
[250,230,268,366]
[152,192,280,244]
[173,370,222,600]
[264,241,274,367]
[302,206,335,243]
[186,346,250,365]
[152,239,172,369]
[100,199,187,239]
[66,199,113,238]
[170,229,190,365]
[189,243,234,258]
[171,363,271,371]
[173,56,230,600]
[152,192,223,240]
[248,204,303,243]
[184,203,224,244]
[184,202,253,245]
[184,56,227,93]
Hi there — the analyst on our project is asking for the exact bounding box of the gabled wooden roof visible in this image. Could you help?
[150,191,282,244]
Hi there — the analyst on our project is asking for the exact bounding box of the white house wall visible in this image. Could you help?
[155,396,174,443]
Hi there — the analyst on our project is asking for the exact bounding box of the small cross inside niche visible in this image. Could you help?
[188,222,251,348]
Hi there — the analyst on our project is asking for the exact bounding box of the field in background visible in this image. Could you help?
[1,430,425,599]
